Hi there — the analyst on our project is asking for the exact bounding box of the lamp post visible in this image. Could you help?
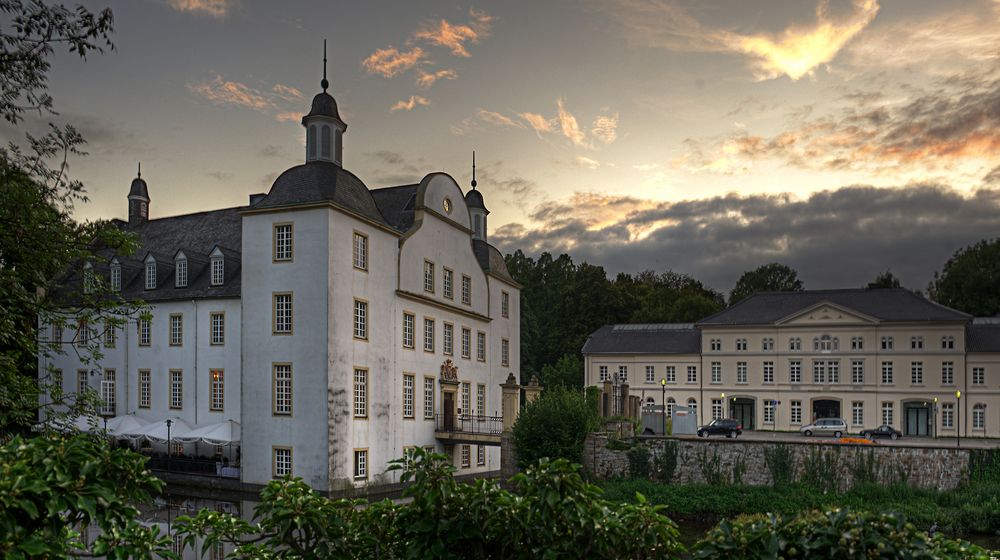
[166,419,173,471]
[955,391,961,448]
[720,393,725,421]
[933,397,938,439]
[660,378,667,436]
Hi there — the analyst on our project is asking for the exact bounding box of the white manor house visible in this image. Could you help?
[39,69,521,491]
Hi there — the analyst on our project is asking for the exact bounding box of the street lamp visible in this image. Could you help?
[955,391,961,448]
[660,378,667,436]
[166,419,174,471]
[720,393,725,421]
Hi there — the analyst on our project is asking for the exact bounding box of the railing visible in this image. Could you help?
[435,414,503,436]
[145,455,241,478]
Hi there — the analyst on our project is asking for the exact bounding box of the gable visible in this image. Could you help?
[776,301,878,326]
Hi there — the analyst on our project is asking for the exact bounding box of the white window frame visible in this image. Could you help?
[273,293,293,334]
[424,376,435,419]
[273,363,292,416]
[851,360,864,384]
[763,362,774,384]
[973,404,985,430]
[353,299,368,340]
[443,268,453,299]
[852,401,863,426]
[477,331,486,362]
[789,360,801,384]
[711,399,723,420]
[972,367,985,385]
[403,313,415,349]
[354,368,367,418]
[273,223,293,262]
[461,275,471,305]
[175,257,188,288]
[687,365,697,384]
[790,400,802,424]
[110,263,121,292]
[941,403,954,428]
[501,291,509,318]
[145,261,156,290]
[736,362,747,384]
[645,366,655,384]
[881,361,893,384]
[501,338,509,367]
[169,370,183,410]
[169,314,183,346]
[273,447,292,478]
[461,327,471,359]
[443,322,454,355]
[139,318,151,347]
[210,369,224,412]
[352,231,368,271]
[666,366,676,384]
[599,365,609,382]
[211,257,224,286]
[882,402,893,426]
[711,362,721,384]
[402,373,415,419]
[139,370,151,409]
[210,312,225,345]
[941,362,954,385]
[911,361,923,385]
[424,261,435,293]
[424,318,435,352]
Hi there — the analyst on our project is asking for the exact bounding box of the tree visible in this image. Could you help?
[538,353,583,388]
[929,239,1000,317]
[728,262,803,306]
[511,385,600,466]
[867,269,902,289]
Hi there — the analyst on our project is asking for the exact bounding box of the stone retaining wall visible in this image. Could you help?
[583,434,972,491]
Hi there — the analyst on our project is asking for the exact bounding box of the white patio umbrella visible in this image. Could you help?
[175,420,241,445]
[105,414,149,437]
[126,417,192,442]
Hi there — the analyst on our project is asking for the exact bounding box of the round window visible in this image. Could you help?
[443,198,452,214]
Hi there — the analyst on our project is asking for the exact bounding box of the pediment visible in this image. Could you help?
[776,301,878,326]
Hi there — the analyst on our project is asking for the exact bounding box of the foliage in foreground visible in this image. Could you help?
[510,385,600,466]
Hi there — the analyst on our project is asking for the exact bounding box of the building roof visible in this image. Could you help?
[698,288,969,326]
[252,161,388,226]
[968,318,1000,352]
[472,239,515,284]
[302,91,343,123]
[128,176,149,199]
[582,324,701,355]
[465,188,488,212]
[370,184,417,232]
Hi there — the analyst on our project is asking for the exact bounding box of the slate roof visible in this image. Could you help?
[252,161,388,227]
[472,239,516,284]
[370,184,417,232]
[465,189,488,212]
[698,288,969,326]
[303,91,343,123]
[968,318,1000,352]
[582,324,701,355]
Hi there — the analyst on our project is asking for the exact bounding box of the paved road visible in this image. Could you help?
[681,429,1000,449]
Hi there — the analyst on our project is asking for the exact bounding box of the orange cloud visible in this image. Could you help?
[557,98,589,148]
[167,0,231,17]
[415,9,493,57]
[390,95,430,112]
[416,69,458,89]
[477,109,521,128]
[362,47,426,78]
[518,112,556,135]
[187,75,272,111]
[591,113,619,144]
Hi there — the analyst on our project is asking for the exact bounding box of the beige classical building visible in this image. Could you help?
[583,289,1000,438]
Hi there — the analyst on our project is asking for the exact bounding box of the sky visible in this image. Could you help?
[3,0,1000,295]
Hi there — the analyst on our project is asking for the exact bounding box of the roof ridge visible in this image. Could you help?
[131,205,245,225]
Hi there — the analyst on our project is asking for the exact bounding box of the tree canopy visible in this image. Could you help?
[867,269,902,289]
[929,238,1000,317]
[728,262,803,306]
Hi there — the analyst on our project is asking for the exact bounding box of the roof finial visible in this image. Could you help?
[321,39,329,92]
[471,150,477,189]
[137,161,141,178]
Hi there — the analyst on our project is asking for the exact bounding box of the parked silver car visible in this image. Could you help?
[800,417,848,437]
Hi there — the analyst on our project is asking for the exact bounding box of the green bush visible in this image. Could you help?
[763,443,795,486]
[627,446,651,479]
[655,440,680,483]
[511,385,600,466]
[969,449,1000,483]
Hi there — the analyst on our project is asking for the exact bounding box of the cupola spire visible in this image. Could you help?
[471,150,477,189]
[128,162,150,226]
[465,150,489,241]
[321,39,329,92]
[302,39,347,165]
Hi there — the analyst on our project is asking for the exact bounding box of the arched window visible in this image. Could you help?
[483,216,487,235]
[321,125,331,160]
[973,403,986,430]
[474,214,481,237]
[335,129,343,163]
[307,125,317,160]
[687,398,697,416]
[667,397,676,418]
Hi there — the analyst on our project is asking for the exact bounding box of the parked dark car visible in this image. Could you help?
[697,418,742,438]
[860,424,902,440]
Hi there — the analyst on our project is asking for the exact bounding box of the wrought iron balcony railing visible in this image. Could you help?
[435,413,503,436]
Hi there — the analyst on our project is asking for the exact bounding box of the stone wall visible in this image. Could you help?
[583,434,972,491]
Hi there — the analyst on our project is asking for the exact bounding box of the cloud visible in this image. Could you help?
[363,150,427,185]
[477,109,523,128]
[414,9,494,57]
[574,156,602,169]
[518,112,556,135]
[187,74,307,123]
[362,47,427,78]
[258,144,289,158]
[492,184,1000,291]
[390,96,430,112]
[557,98,590,148]
[166,0,232,17]
[416,69,458,89]
[605,0,880,81]
[590,113,619,144]
[206,170,234,181]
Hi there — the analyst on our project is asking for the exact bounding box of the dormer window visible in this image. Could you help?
[110,260,121,292]
[82,262,95,294]
[145,260,156,290]
[211,256,224,286]
[175,255,188,288]
[816,334,837,352]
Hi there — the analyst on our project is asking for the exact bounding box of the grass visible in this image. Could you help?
[599,479,1000,537]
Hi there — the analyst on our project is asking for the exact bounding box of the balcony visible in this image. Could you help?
[434,413,503,446]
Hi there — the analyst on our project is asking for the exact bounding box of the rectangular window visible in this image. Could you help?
[273,293,293,334]
[477,384,486,416]
[911,362,923,385]
[104,322,116,348]
[737,362,747,384]
[477,445,486,466]
[711,362,721,384]
[210,369,224,411]
[687,366,697,383]
[169,314,183,346]
[791,400,802,424]
[501,291,510,318]
[273,447,292,478]
[813,361,825,384]
[973,405,985,430]
[711,399,723,420]
[461,275,471,305]
[736,338,747,351]
[424,318,435,352]
[710,339,721,351]
[881,336,893,350]
[666,366,676,383]
[599,365,609,382]
[52,324,63,345]
[211,257,224,286]
[762,338,773,351]
[403,374,415,419]
[462,327,471,359]
[461,444,471,468]
[443,323,454,355]
[972,367,985,385]
[175,259,188,287]
[353,299,368,340]
[763,400,774,424]
[443,268,454,299]
[77,370,88,395]
[790,360,802,384]
[424,377,435,419]
[477,331,486,362]
[645,366,655,384]
[461,382,471,416]
[882,402,893,426]
[110,265,121,291]
[353,231,368,270]
[851,360,864,384]
[617,365,628,383]
[273,223,293,261]
[828,361,840,384]
[852,401,864,425]
[273,364,292,415]
[354,368,368,418]
[763,362,774,384]
[211,312,225,345]
[169,370,183,410]
[942,336,955,350]
[403,313,415,349]
[941,362,954,385]
[942,403,954,428]
[881,362,893,384]
[139,318,151,347]
[501,338,510,367]
[789,337,801,351]
[47,368,60,397]
[139,370,151,409]
[424,261,435,293]
[101,369,116,416]
[911,336,923,350]
[145,262,156,290]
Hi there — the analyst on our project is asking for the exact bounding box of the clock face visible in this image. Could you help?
[443,198,452,214]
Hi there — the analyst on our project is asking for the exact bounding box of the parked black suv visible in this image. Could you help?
[697,418,743,438]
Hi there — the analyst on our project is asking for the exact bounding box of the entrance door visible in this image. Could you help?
[813,399,841,420]
[905,404,930,436]
[443,392,454,431]
[731,398,755,430]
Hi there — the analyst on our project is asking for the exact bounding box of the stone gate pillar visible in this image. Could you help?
[501,373,521,432]
[523,375,543,404]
